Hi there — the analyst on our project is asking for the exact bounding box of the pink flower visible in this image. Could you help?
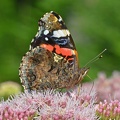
[83,71,120,102]
[0,95,36,120]
[95,71,120,101]
[96,99,120,120]
[82,71,120,119]
[0,87,97,120]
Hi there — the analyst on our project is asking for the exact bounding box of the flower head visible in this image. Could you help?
[0,87,97,120]
[95,71,120,101]
[96,99,120,120]
[0,94,36,120]
[83,71,120,102]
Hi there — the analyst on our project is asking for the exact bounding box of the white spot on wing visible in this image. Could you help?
[53,31,61,38]
[66,30,70,36]
[31,39,34,43]
[35,32,39,37]
[53,29,70,38]
[58,30,66,37]
[58,17,62,22]
[38,27,41,30]
[29,45,32,50]
[45,37,49,41]
[44,30,49,35]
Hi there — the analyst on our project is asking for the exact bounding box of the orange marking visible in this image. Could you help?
[54,45,61,54]
[74,49,79,65]
[40,44,54,52]
[41,44,76,59]
[54,45,74,57]
[60,48,73,56]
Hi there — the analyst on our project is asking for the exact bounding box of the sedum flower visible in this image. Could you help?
[95,71,120,102]
[83,71,120,102]
[96,99,120,120]
[0,95,36,120]
[0,87,97,120]
[36,87,96,120]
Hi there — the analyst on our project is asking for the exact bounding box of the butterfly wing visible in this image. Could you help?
[19,11,88,91]
[30,11,79,67]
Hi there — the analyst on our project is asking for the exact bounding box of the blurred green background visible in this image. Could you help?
[0,0,120,85]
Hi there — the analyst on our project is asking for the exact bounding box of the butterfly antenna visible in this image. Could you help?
[84,48,107,67]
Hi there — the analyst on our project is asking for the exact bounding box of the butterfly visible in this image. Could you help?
[19,11,89,92]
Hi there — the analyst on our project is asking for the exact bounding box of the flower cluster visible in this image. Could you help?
[0,87,97,120]
[83,71,120,102]
[1,71,120,119]
[0,95,36,120]
[82,71,120,119]
[95,71,120,102]
[96,100,120,120]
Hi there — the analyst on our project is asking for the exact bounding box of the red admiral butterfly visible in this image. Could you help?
[19,11,89,91]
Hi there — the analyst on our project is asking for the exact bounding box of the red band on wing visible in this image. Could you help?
[40,44,76,59]
[54,45,74,57]
[40,44,54,52]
